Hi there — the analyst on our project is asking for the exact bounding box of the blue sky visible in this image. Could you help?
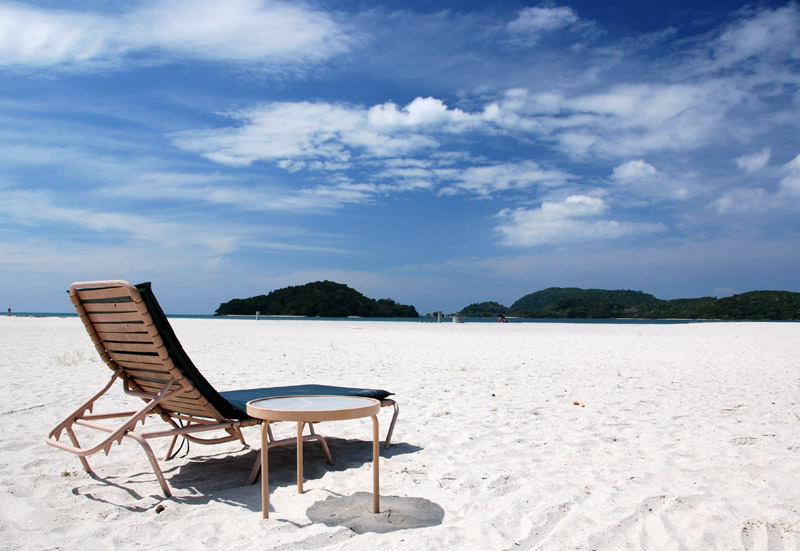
[1,1,799,315]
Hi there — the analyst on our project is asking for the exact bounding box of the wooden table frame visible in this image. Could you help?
[246,396,381,519]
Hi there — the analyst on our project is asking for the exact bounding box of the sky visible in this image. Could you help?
[1,0,799,315]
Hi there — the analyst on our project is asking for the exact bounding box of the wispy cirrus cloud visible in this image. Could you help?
[0,179,364,269]
[487,81,746,159]
[99,172,379,212]
[0,185,239,253]
[711,4,800,68]
[129,0,350,65]
[734,148,771,174]
[0,0,350,72]
[779,154,800,196]
[370,160,573,198]
[0,4,111,68]
[437,161,572,197]
[506,5,580,44]
[713,151,800,213]
[98,159,572,212]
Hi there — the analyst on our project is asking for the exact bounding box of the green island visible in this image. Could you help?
[461,288,800,320]
[219,282,799,320]
[215,280,419,317]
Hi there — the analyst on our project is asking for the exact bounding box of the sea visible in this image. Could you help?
[7,312,709,324]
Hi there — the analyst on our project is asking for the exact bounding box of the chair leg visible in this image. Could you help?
[65,426,92,473]
[246,423,333,485]
[307,423,333,464]
[309,433,333,465]
[232,426,247,446]
[163,435,180,461]
[125,432,172,498]
[247,451,262,485]
[383,399,399,449]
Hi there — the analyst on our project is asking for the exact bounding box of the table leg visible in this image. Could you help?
[371,414,379,513]
[297,421,304,494]
[261,421,269,519]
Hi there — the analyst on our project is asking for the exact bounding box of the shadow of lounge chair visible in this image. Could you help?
[45,280,398,497]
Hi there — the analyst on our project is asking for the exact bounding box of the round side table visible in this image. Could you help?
[246,395,381,519]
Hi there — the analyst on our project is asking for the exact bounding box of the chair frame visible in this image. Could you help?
[45,280,398,497]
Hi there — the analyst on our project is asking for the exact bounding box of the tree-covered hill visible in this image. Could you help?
[510,287,661,312]
[460,301,509,317]
[215,281,419,317]
[461,288,800,320]
[712,291,800,320]
[641,297,719,319]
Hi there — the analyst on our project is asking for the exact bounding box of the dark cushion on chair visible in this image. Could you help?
[137,282,247,419]
[220,385,393,416]
[136,282,393,420]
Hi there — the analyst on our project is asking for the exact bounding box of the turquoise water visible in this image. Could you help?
[8,312,706,324]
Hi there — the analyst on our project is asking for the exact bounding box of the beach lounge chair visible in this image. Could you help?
[45,280,399,497]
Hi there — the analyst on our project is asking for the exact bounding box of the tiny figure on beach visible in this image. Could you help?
[497,315,509,323]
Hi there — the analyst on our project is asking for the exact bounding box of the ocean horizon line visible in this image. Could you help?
[4,311,774,324]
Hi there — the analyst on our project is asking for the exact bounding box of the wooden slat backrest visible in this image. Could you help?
[69,281,227,421]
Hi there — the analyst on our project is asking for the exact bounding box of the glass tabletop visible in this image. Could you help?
[247,395,379,413]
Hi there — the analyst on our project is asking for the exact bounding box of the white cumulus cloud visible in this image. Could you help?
[173,97,488,166]
[612,159,659,182]
[368,97,472,128]
[494,195,664,247]
[610,159,688,202]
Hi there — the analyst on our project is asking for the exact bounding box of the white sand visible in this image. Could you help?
[1,316,799,550]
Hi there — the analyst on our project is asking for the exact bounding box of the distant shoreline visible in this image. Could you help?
[6,312,799,324]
